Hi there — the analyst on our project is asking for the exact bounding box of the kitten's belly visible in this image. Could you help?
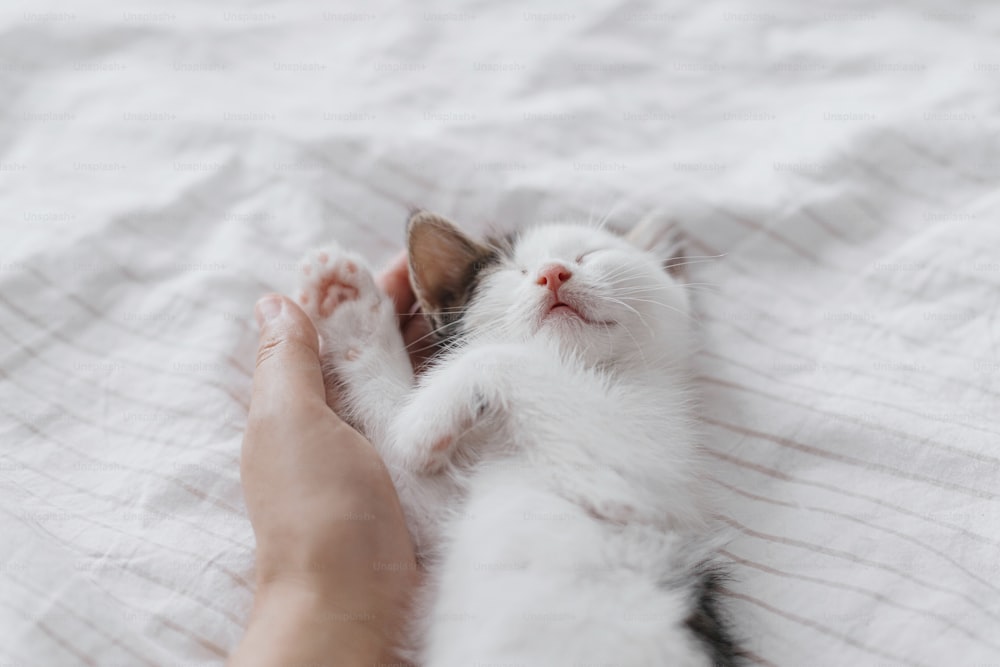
[423,473,708,667]
[453,391,702,532]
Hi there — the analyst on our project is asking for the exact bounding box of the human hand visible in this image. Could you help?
[229,252,425,666]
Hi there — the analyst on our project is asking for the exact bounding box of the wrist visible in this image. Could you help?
[228,578,390,667]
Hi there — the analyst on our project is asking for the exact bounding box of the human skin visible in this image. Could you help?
[228,253,430,667]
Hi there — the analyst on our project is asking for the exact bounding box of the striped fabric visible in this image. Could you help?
[2,1,998,665]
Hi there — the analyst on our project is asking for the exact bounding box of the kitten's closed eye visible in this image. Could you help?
[575,249,602,263]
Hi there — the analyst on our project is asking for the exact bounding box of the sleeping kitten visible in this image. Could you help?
[296,210,740,666]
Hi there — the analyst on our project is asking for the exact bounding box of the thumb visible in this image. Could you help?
[250,294,327,418]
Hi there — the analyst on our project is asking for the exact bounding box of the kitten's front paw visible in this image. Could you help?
[396,392,488,474]
[296,244,390,360]
[402,421,470,474]
[297,244,372,320]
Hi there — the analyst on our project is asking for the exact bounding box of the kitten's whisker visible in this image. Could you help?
[612,283,719,297]
[599,266,653,282]
[404,321,459,350]
[600,295,656,337]
[619,295,700,324]
[611,285,676,293]
[595,199,625,232]
[604,302,651,365]
[664,253,727,264]
[663,257,727,271]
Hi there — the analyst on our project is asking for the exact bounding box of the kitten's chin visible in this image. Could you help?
[534,313,621,363]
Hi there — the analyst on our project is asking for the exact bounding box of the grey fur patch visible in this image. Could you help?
[683,563,744,667]
[422,244,502,342]
[406,210,508,344]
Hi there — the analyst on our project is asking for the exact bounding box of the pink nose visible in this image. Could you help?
[536,263,572,294]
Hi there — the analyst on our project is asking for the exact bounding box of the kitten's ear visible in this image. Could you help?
[407,209,493,319]
[626,213,686,278]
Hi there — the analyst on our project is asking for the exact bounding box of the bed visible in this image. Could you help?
[2,0,998,665]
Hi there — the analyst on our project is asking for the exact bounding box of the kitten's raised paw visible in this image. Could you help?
[296,244,394,361]
[297,246,375,320]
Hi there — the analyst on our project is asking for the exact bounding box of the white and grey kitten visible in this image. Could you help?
[296,210,741,667]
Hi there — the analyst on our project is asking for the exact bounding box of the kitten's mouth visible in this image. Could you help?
[545,300,612,326]
[550,303,579,316]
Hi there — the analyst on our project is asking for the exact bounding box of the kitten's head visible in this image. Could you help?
[407,210,693,369]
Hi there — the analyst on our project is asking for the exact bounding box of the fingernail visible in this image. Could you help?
[254,295,283,328]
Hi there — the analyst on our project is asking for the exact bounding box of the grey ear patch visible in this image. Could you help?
[625,212,686,278]
[406,209,500,341]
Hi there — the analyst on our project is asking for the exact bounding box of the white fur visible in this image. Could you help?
[298,222,715,666]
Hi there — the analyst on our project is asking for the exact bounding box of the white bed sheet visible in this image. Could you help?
[2,0,999,665]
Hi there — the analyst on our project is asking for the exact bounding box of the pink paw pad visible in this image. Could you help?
[300,249,376,321]
[315,278,358,318]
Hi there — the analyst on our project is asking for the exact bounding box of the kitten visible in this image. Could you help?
[296,210,741,667]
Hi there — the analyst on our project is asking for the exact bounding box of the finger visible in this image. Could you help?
[250,294,327,418]
[401,311,431,349]
[377,250,416,318]
[401,311,434,371]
